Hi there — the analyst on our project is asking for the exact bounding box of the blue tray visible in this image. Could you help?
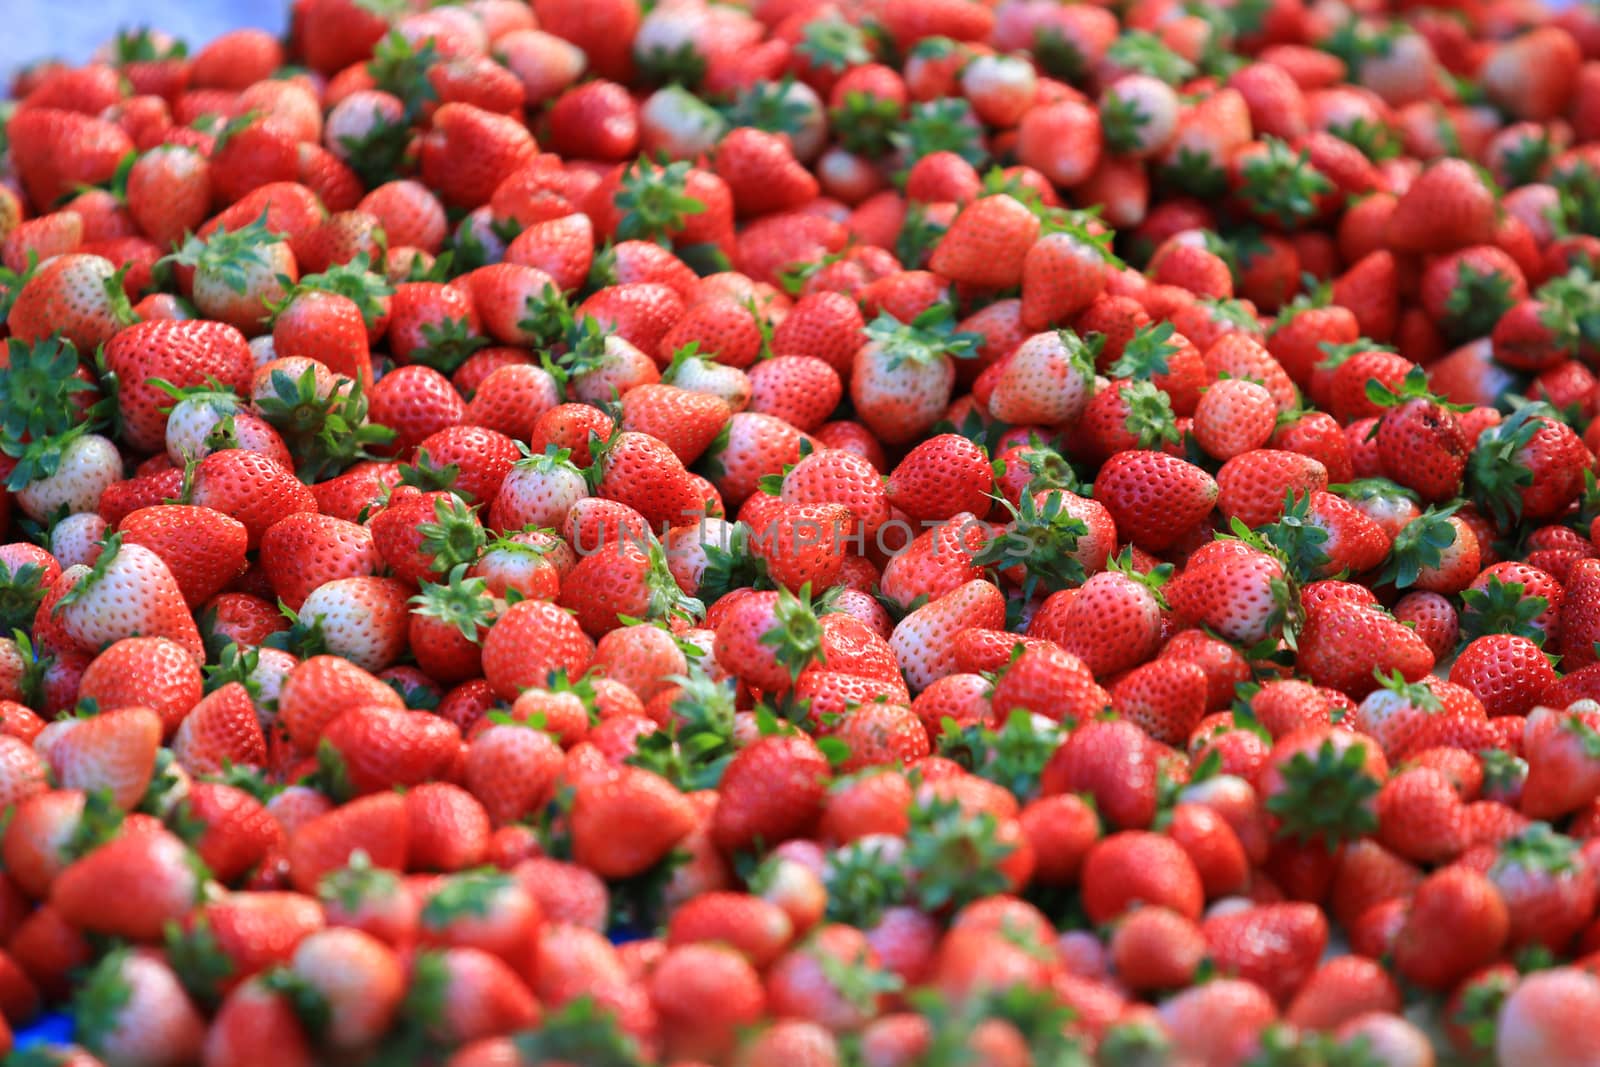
[14,1012,72,1050]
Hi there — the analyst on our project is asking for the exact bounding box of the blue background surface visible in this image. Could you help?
[5,0,284,81]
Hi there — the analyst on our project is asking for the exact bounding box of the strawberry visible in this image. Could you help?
[8,254,136,354]
[1204,903,1327,1006]
[51,536,204,662]
[188,448,320,549]
[480,598,595,700]
[287,792,410,896]
[164,216,297,337]
[8,108,135,209]
[1466,405,1591,531]
[320,704,461,795]
[651,943,767,1062]
[711,733,832,855]
[290,926,407,1050]
[103,319,254,455]
[1296,598,1435,699]
[71,949,205,1067]
[890,580,1007,692]
[296,550,420,668]
[1040,718,1159,829]
[1482,27,1582,121]
[1393,866,1509,990]
[986,328,1097,427]
[52,828,201,941]
[1485,822,1598,951]
[1094,450,1219,552]
[1082,831,1205,924]
[118,504,249,609]
[571,765,698,879]
[76,635,201,736]
[1259,726,1387,850]
[1387,158,1498,254]
[714,126,820,218]
[171,682,268,777]
[203,976,316,1067]
[1156,980,1278,1067]
[852,308,974,447]
[260,512,383,611]
[1497,968,1600,1066]
[1110,657,1207,746]
[883,435,992,526]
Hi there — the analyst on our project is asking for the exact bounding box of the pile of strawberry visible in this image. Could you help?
[7,0,1600,1063]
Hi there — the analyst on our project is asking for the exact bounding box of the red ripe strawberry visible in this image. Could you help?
[886,435,993,524]
[202,976,315,1067]
[188,450,318,550]
[504,212,596,292]
[619,384,732,467]
[714,126,820,217]
[278,657,405,756]
[1482,26,1582,121]
[466,721,563,827]
[77,635,201,735]
[259,512,382,611]
[387,282,488,375]
[1421,245,1529,342]
[103,319,253,454]
[8,108,134,209]
[927,194,1041,290]
[711,733,831,854]
[1082,831,1205,924]
[1112,658,1209,746]
[1466,406,1591,531]
[320,705,460,795]
[591,430,705,531]
[117,504,248,609]
[1393,866,1510,991]
[1204,903,1327,1006]
[413,425,521,507]
[771,291,865,376]
[651,943,766,1062]
[480,598,595,700]
[181,781,283,885]
[1259,726,1388,850]
[1093,450,1218,552]
[287,792,410,896]
[571,765,697,879]
[560,538,702,636]
[743,356,839,435]
[1110,906,1206,992]
[363,358,464,451]
[420,103,539,210]
[71,949,205,1067]
[52,536,203,662]
[1297,598,1435,699]
[171,682,267,776]
[272,289,374,387]
[1387,158,1498,254]
[52,828,199,940]
[1040,718,1159,829]
[1020,229,1112,330]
